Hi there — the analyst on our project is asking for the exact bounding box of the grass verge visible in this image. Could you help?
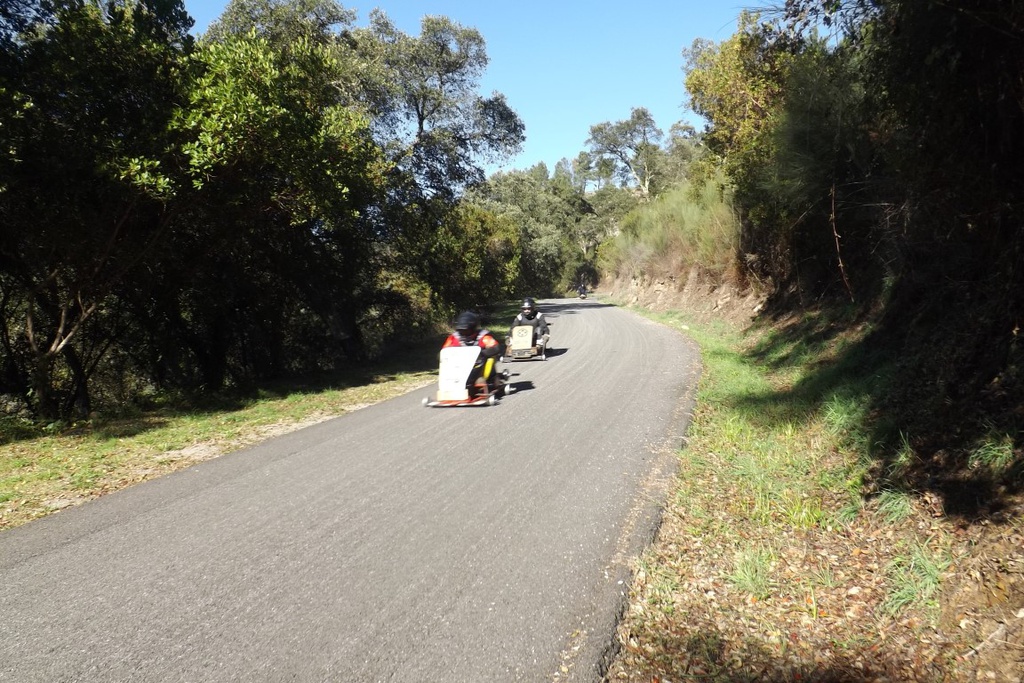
[605,306,1023,682]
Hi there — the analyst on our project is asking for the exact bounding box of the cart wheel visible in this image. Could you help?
[487,394,497,406]
[505,384,515,394]
[422,397,429,407]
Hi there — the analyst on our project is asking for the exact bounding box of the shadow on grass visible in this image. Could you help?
[0,335,445,449]
[728,303,1023,522]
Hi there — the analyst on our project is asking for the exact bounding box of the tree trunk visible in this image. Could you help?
[30,352,57,420]
[329,309,366,363]
[62,344,91,419]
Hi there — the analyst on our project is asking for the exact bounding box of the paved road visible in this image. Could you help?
[0,298,699,682]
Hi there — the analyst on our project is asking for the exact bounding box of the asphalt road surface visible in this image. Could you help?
[0,298,700,682]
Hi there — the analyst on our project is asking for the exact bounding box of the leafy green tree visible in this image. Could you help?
[770,38,882,298]
[768,0,1024,295]
[469,168,570,294]
[589,184,640,235]
[352,11,524,201]
[683,12,795,283]
[1,0,49,49]
[427,204,521,309]
[569,152,594,194]
[0,0,193,417]
[660,122,700,186]
[201,0,390,125]
[167,30,388,377]
[586,107,664,199]
[0,0,527,416]
[684,15,789,193]
[550,159,601,267]
[203,0,353,45]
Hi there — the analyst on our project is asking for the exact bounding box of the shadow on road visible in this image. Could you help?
[508,380,536,394]
[540,298,615,318]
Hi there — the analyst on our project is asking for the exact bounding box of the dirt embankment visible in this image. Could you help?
[599,269,767,329]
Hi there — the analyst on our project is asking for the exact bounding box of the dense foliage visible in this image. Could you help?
[5,0,1022,500]
[1,0,653,420]
[676,0,1024,495]
[0,0,533,418]
[584,0,1021,496]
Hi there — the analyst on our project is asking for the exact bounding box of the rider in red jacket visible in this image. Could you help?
[443,311,502,392]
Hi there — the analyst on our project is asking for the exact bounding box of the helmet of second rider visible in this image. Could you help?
[455,310,480,344]
[520,298,537,320]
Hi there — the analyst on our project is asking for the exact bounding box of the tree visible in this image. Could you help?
[683,13,795,284]
[1,0,49,49]
[468,169,567,294]
[203,0,353,45]
[426,204,521,309]
[660,122,700,185]
[683,15,789,197]
[569,152,595,194]
[168,30,388,376]
[0,0,528,416]
[0,0,193,417]
[586,107,664,199]
[352,11,524,201]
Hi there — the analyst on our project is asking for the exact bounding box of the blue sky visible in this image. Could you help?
[184,1,752,173]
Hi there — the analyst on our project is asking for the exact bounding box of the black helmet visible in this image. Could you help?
[521,298,536,319]
[455,310,480,341]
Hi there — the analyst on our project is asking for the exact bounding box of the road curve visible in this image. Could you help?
[0,298,700,682]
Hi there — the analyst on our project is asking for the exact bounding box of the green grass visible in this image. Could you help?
[610,300,968,680]
[880,541,951,617]
[876,489,914,524]
[811,564,838,589]
[886,431,918,480]
[833,496,864,526]
[780,489,825,528]
[968,433,1017,474]
[822,393,868,439]
[729,546,775,599]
